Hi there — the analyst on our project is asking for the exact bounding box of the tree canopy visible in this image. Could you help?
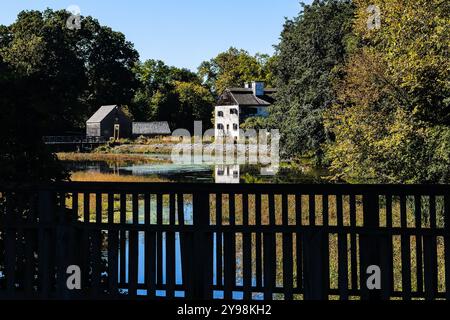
[269,0,356,162]
[198,47,276,95]
[131,59,214,131]
[0,9,139,183]
[324,0,450,183]
[0,9,139,133]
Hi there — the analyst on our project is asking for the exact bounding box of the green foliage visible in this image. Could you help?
[324,0,450,183]
[0,59,68,183]
[198,47,276,95]
[0,9,139,133]
[0,9,140,183]
[269,0,355,161]
[240,117,269,131]
[131,59,214,131]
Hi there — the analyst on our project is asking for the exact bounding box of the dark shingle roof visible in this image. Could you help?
[132,122,171,135]
[218,88,277,107]
[87,105,118,123]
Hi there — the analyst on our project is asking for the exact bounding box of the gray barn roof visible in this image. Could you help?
[87,105,118,123]
[132,122,172,135]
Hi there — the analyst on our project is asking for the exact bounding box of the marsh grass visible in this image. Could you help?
[69,172,170,183]
[57,152,169,165]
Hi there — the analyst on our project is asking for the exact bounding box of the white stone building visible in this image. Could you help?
[214,81,277,140]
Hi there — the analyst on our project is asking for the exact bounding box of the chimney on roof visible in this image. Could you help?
[251,81,265,96]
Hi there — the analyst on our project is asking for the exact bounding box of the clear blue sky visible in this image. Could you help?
[0,0,310,71]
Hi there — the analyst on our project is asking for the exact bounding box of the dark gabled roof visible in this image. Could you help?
[132,122,172,135]
[87,105,118,123]
[217,88,277,107]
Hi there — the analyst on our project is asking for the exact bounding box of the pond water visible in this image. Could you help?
[63,154,329,184]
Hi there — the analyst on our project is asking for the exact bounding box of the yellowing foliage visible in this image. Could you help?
[324,0,450,183]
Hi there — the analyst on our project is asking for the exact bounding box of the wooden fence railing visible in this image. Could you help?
[0,183,449,300]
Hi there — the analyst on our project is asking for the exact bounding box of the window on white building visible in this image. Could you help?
[218,111,224,117]
[217,124,224,130]
[233,124,238,131]
[230,108,238,115]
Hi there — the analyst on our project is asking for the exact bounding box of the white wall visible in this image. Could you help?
[215,165,240,184]
[215,105,240,139]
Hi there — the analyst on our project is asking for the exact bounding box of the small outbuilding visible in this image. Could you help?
[132,122,172,137]
[86,105,132,139]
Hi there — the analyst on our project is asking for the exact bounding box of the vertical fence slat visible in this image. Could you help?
[107,192,118,297]
[282,194,293,300]
[38,190,53,298]
[145,192,156,299]
[255,193,263,289]
[166,194,176,298]
[215,193,223,288]
[177,193,189,298]
[360,193,381,300]
[263,231,275,300]
[415,195,424,294]
[156,193,163,287]
[385,194,394,295]
[128,194,139,297]
[309,194,315,226]
[224,232,234,300]
[303,229,328,300]
[91,194,103,297]
[424,195,438,300]
[5,192,16,296]
[266,193,276,299]
[24,195,36,297]
[228,194,236,295]
[56,192,68,298]
[119,193,126,287]
[192,192,212,299]
[337,195,349,300]
[128,229,138,297]
[349,194,358,292]
[242,194,252,300]
[444,194,450,300]
[72,192,79,222]
[296,194,303,292]
[400,195,411,300]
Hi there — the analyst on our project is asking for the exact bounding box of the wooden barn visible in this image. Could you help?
[132,122,171,137]
[86,105,132,139]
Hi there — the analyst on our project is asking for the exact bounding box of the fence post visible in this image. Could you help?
[444,195,450,301]
[360,193,385,300]
[38,189,54,299]
[303,229,329,300]
[191,192,213,300]
[4,192,17,297]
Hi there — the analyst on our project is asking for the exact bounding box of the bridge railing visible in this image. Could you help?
[42,136,109,145]
[0,183,449,300]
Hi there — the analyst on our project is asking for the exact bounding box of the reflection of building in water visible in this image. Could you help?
[215,165,240,184]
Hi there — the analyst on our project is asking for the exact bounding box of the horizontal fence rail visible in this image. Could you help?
[42,136,108,145]
[0,183,449,300]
